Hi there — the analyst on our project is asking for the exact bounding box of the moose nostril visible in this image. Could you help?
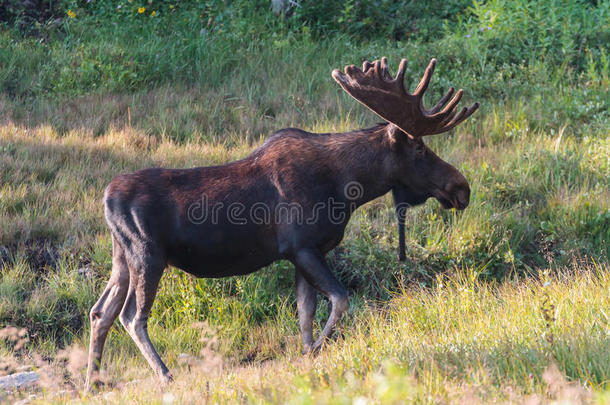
[450,184,470,210]
[461,193,470,209]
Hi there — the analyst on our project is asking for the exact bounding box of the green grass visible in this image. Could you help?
[2,262,609,403]
[0,0,609,403]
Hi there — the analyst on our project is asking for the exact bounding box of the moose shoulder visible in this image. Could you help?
[86,57,479,389]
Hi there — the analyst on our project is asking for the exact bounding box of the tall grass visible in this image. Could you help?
[2,262,609,403]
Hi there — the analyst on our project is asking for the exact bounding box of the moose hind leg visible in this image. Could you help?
[86,237,129,391]
[295,268,317,353]
[119,255,172,384]
[293,248,348,353]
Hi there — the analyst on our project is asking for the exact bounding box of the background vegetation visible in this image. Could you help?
[0,0,608,403]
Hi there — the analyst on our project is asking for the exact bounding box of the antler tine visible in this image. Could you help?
[362,60,374,73]
[380,57,394,81]
[373,59,383,80]
[344,64,363,81]
[428,87,455,114]
[413,58,436,97]
[454,102,479,125]
[432,102,480,134]
[431,89,463,121]
[394,59,408,91]
[447,106,469,127]
[332,56,479,137]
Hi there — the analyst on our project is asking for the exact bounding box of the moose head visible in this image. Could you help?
[333,58,479,260]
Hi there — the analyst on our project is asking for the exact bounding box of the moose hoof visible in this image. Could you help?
[160,372,174,386]
[302,342,321,356]
[302,346,321,357]
[305,339,327,356]
[84,377,106,393]
[301,343,312,355]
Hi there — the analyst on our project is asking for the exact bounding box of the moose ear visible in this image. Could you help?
[387,123,413,149]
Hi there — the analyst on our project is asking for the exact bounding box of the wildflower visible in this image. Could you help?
[487,26,492,30]
[543,281,551,287]
[169,5,174,9]
[117,4,122,9]
[138,7,145,13]
[353,397,367,405]
[67,9,76,18]
[465,34,471,38]
[151,10,156,16]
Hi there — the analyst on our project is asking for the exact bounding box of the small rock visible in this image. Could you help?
[271,0,289,15]
[77,267,92,278]
[0,371,39,389]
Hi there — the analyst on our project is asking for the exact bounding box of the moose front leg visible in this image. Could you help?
[295,268,317,353]
[293,248,348,353]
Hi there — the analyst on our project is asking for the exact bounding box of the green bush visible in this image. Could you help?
[1,0,606,101]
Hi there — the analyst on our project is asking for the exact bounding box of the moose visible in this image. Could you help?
[85,57,479,389]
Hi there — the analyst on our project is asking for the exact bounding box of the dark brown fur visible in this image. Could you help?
[86,58,477,389]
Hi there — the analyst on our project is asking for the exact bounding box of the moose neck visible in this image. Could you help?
[332,124,395,209]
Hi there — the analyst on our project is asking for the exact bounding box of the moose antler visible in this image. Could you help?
[332,57,479,137]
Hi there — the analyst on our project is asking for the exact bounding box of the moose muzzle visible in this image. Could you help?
[434,177,470,210]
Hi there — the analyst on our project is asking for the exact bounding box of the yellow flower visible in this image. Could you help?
[151,10,156,16]
[138,7,145,13]
[67,9,76,18]
[169,5,174,9]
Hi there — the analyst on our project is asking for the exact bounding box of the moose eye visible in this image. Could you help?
[415,143,426,156]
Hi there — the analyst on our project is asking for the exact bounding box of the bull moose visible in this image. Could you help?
[85,57,479,388]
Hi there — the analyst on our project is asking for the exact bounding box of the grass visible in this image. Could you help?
[2,263,609,403]
[0,0,609,403]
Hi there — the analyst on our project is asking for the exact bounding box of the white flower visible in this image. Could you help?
[353,397,368,405]
[162,392,175,405]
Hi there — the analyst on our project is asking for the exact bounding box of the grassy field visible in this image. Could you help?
[0,0,609,403]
